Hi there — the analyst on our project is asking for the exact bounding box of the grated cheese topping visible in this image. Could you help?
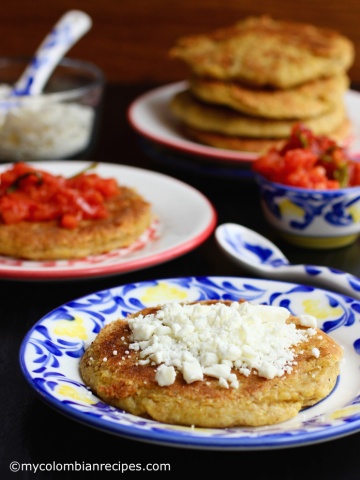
[0,84,94,160]
[128,301,318,389]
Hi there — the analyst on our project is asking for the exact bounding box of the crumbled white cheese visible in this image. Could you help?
[128,301,318,388]
[0,84,94,160]
[299,314,317,328]
[312,347,320,358]
[183,359,203,383]
[155,364,176,386]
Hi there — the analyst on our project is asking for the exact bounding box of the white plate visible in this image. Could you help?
[0,161,216,280]
[128,81,360,163]
[20,276,360,450]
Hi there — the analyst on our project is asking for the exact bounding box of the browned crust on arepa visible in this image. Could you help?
[170,90,347,139]
[183,118,352,154]
[80,300,343,428]
[0,186,152,260]
[169,16,355,88]
[189,74,349,119]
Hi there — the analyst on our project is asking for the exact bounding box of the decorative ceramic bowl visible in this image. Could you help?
[0,56,104,161]
[254,173,360,249]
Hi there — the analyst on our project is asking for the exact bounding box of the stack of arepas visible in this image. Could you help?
[169,16,355,153]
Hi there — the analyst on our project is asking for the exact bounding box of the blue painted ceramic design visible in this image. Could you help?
[218,223,360,299]
[255,174,360,240]
[19,276,360,450]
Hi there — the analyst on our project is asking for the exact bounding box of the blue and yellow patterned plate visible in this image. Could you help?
[19,276,360,450]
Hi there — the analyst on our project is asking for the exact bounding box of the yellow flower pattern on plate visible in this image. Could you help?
[53,316,88,340]
[57,385,95,405]
[140,281,188,304]
[302,299,343,320]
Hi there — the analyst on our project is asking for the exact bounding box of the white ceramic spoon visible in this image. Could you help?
[215,222,360,299]
[12,10,92,96]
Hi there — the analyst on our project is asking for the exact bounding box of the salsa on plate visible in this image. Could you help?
[0,162,120,228]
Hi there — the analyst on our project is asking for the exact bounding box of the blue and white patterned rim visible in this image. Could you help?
[19,276,360,450]
[215,223,360,299]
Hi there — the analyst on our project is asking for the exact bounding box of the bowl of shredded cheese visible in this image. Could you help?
[0,56,104,161]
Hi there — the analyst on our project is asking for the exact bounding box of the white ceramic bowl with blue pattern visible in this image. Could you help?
[254,173,360,249]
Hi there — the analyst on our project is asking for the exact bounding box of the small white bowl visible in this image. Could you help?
[254,172,360,249]
[0,56,104,161]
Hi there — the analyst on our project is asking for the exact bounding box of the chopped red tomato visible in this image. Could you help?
[252,123,360,189]
[60,214,80,229]
[0,162,121,228]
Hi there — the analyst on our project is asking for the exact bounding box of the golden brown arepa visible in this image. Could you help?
[80,300,343,428]
[189,74,350,120]
[169,16,355,153]
[183,118,352,154]
[171,90,348,139]
[170,15,355,89]
[0,186,153,260]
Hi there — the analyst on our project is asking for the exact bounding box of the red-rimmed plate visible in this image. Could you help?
[128,81,360,163]
[0,161,217,280]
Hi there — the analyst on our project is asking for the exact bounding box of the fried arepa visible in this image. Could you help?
[183,118,352,153]
[80,300,343,428]
[169,16,355,89]
[0,186,152,260]
[171,89,347,139]
[189,74,349,119]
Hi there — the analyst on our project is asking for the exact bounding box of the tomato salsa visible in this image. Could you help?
[0,162,120,228]
[252,123,360,189]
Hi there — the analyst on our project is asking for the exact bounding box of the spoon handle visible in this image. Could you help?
[283,264,360,299]
[13,10,92,96]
